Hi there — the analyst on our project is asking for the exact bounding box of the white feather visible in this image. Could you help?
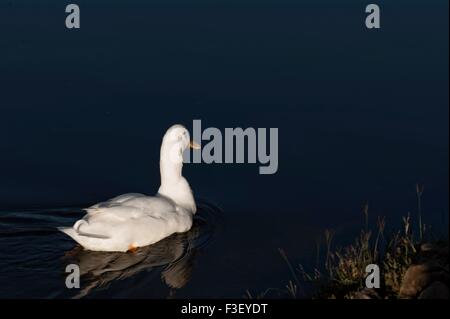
[59,125,197,252]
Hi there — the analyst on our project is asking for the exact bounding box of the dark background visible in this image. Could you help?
[0,2,448,296]
[1,1,448,222]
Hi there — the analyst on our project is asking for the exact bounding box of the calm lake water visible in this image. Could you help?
[0,1,448,298]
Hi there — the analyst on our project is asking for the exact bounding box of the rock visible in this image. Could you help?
[399,262,449,298]
[351,288,381,299]
[419,281,450,299]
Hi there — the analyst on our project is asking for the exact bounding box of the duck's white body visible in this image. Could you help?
[59,125,198,252]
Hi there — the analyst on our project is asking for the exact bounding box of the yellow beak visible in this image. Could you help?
[189,141,201,150]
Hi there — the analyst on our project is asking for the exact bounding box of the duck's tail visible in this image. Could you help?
[58,226,81,242]
[58,219,110,241]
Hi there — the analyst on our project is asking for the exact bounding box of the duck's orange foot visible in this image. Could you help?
[127,244,138,253]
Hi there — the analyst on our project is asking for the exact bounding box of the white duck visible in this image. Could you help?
[59,124,200,252]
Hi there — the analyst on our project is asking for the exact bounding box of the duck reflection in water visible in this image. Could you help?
[62,216,215,298]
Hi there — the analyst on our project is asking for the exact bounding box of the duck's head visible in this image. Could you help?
[161,125,200,165]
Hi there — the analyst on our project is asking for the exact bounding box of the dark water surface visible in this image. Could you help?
[0,1,448,298]
[0,201,222,298]
[0,202,323,298]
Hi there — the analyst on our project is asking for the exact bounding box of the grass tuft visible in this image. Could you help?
[249,185,448,299]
